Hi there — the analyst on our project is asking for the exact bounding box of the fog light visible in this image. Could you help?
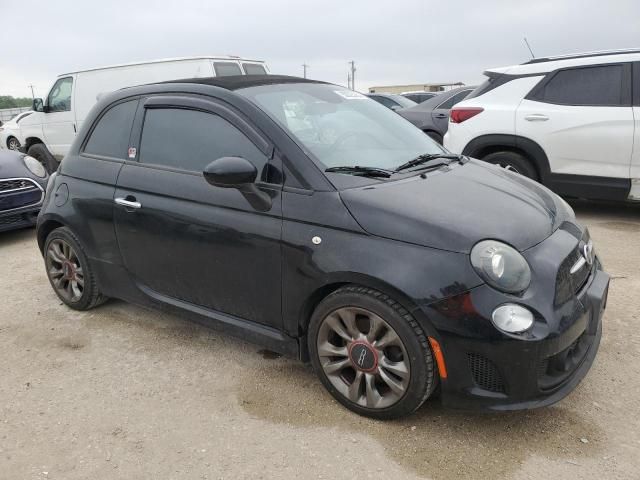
[491,304,534,333]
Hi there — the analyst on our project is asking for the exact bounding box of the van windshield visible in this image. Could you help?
[238,83,445,171]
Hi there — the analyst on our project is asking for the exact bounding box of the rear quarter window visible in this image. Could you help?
[83,99,138,158]
[243,63,267,75]
[214,62,243,77]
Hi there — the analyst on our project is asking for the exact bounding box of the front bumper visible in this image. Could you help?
[427,227,609,411]
[0,206,41,232]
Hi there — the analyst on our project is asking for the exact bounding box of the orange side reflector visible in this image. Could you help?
[428,337,448,379]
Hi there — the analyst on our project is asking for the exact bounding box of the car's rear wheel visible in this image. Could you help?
[44,227,107,310]
[308,285,437,419]
[7,137,20,150]
[482,151,538,180]
[27,143,58,174]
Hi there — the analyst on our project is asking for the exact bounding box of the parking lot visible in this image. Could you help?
[0,200,638,480]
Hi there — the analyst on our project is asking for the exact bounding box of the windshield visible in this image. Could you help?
[238,83,446,171]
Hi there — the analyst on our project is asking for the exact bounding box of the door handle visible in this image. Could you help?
[115,197,142,209]
[434,113,448,119]
[524,114,549,121]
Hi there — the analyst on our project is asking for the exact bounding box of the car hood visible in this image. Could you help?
[339,160,573,253]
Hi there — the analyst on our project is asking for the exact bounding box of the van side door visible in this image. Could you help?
[42,76,76,159]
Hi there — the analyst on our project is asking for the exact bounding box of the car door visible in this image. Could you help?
[516,63,633,178]
[631,62,640,199]
[431,90,472,133]
[113,95,283,329]
[42,76,76,158]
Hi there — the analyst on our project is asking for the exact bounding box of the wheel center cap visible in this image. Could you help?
[348,341,378,372]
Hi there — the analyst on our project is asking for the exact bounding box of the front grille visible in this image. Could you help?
[538,330,590,391]
[468,353,506,393]
[555,245,592,305]
[0,178,42,212]
[0,178,37,193]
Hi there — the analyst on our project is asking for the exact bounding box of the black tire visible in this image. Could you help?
[308,285,437,419]
[44,227,107,310]
[482,151,538,180]
[27,143,58,174]
[7,136,20,150]
[425,130,443,144]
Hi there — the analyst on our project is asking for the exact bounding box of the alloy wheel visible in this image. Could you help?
[316,307,411,409]
[8,138,19,150]
[46,239,85,303]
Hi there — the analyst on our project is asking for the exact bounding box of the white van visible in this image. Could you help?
[19,56,269,172]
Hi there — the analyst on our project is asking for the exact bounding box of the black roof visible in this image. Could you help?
[522,48,640,65]
[160,74,326,90]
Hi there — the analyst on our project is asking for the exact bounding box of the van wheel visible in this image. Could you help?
[308,285,437,419]
[44,227,107,310]
[27,143,58,174]
[482,151,538,180]
[7,137,20,150]
[425,131,443,144]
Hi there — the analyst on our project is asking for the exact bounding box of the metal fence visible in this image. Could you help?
[0,106,31,124]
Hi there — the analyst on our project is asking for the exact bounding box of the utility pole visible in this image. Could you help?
[28,84,35,99]
[348,61,356,90]
[302,63,309,79]
[347,72,351,90]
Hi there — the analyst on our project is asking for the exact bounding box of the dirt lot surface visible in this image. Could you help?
[1,201,639,480]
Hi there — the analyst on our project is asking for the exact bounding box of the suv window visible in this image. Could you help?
[437,90,472,110]
[369,95,398,109]
[139,108,268,174]
[48,77,73,112]
[534,65,624,106]
[84,100,138,158]
[243,63,267,75]
[214,62,243,77]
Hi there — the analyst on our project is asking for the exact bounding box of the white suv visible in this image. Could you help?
[444,49,640,202]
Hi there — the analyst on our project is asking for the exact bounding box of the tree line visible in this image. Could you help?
[0,96,33,109]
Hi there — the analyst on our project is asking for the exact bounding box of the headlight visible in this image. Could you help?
[470,240,531,293]
[23,155,47,178]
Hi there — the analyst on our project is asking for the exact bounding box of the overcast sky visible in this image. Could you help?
[1,0,639,98]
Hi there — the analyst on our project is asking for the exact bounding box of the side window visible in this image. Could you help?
[139,108,268,176]
[243,63,267,75]
[371,96,396,109]
[437,91,471,110]
[84,100,138,158]
[534,65,624,106]
[214,62,243,77]
[47,77,73,112]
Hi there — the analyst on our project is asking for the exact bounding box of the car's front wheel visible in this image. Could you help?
[7,137,20,150]
[308,285,437,419]
[44,227,107,310]
[27,143,58,174]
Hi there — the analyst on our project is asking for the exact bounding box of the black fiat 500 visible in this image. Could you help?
[37,75,609,419]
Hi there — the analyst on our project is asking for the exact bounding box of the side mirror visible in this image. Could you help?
[203,156,257,187]
[33,98,44,112]
[203,156,272,211]
[390,105,402,112]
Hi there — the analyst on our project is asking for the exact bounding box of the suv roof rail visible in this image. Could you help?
[522,48,640,65]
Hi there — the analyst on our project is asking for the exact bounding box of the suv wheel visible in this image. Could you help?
[27,143,58,174]
[308,285,437,419]
[44,227,107,310]
[482,151,538,180]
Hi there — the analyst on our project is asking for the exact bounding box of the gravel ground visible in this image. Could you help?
[0,200,639,480]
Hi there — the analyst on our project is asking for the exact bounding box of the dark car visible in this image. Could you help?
[398,86,475,144]
[36,75,609,419]
[0,150,49,232]
[365,93,417,111]
[401,92,440,104]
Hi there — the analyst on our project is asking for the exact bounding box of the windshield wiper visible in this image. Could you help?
[325,166,394,178]
[394,153,465,172]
